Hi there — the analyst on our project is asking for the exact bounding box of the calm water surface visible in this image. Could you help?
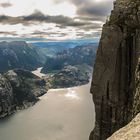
[0,68,95,140]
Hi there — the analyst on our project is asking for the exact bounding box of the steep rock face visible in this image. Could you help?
[0,69,47,118]
[108,59,140,140]
[90,0,140,139]
[133,58,140,116]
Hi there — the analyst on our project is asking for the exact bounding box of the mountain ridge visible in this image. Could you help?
[0,41,43,73]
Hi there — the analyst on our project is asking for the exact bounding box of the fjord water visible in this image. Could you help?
[0,69,95,140]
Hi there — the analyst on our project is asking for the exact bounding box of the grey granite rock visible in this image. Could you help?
[90,0,140,139]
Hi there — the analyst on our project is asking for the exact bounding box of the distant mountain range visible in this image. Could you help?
[0,40,99,74]
[31,40,98,57]
[0,39,99,118]
[41,44,98,73]
[0,41,43,73]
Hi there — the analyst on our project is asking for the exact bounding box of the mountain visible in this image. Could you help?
[47,64,92,88]
[31,40,98,57]
[41,44,98,73]
[0,69,47,118]
[0,41,44,73]
[90,0,140,140]
[0,40,97,73]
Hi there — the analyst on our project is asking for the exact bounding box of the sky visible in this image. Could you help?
[0,0,115,41]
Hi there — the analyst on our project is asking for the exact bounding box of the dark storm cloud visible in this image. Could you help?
[77,1,113,19]
[22,11,70,24]
[54,0,85,5]
[31,31,48,35]
[22,11,94,27]
[0,2,12,8]
[30,30,68,38]
[31,30,65,35]
[0,37,48,42]
[0,15,22,25]
[54,0,113,22]
[75,16,106,22]
[82,24,102,31]
[0,31,17,36]
[0,10,99,29]
[77,1,113,22]
[79,32,101,39]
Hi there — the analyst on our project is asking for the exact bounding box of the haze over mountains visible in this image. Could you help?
[0,40,98,73]
[42,44,98,73]
[0,39,98,119]
[0,41,99,116]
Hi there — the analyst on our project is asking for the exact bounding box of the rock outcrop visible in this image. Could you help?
[42,44,98,74]
[90,0,140,139]
[46,64,92,88]
[107,113,140,140]
[0,69,47,118]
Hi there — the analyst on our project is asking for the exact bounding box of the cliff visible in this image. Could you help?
[0,69,47,118]
[108,59,140,139]
[90,0,140,139]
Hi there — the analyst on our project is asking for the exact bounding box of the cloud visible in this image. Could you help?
[0,31,17,36]
[54,0,113,22]
[76,1,113,18]
[0,9,103,39]
[0,2,12,8]
[0,37,48,42]
[31,30,67,36]
[0,10,100,29]
[78,31,101,39]
[23,10,72,25]
[0,0,114,39]
[22,10,94,27]
[82,24,102,31]
[75,16,105,22]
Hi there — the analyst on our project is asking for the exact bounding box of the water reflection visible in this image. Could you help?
[65,88,80,100]
[0,83,95,140]
[0,68,95,140]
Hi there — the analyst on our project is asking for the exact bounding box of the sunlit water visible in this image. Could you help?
[0,68,95,140]
[32,67,46,78]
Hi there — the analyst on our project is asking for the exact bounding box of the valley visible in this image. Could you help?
[0,0,139,140]
[0,39,98,119]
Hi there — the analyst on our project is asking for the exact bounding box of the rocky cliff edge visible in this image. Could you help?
[90,0,140,139]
